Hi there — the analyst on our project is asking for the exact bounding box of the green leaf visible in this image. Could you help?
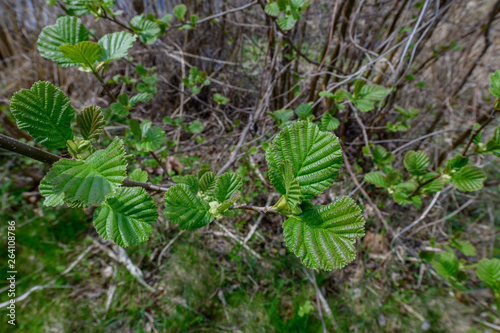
[266,121,342,199]
[39,179,65,207]
[450,239,476,256]
[268,109,294,127]
[295,103,313,121]
[77,105,104,141]
[485,127,500,157]
[129,119,142,138]
[431,251,459,278]
[265,2,280,17]
[213,93,229,105]
[164,184,214,230]
[63,0,93,16]
[94,187,158,247]
[353,99,375,112]
[450,166,486,192]
[384,171,400,186]
[9,81,75,148]
[270,160,302,209]
[277,15,297,31]
[404,150,429,175]
[98,31,136,63]
[214,173,243,203]
[188,121,204,133]
[183,175,199,194]
[320,113,340,131]
[37,16,89,67]
[445,155,468,173]
[59,41,102,67]
[130,15,161,44]
[372,145,394,165]
[199,171,216,195]
[421,173,445,193]
[136,123,166,151]
[476,258,500,290]
[490,70,500,98]
[110,102,130,116]
[129,93,153,106]
[129,168,148,182]
[42,137,127,205]
[357,83,390,101]
[173,4,187,20]
[283,197,365,271]
[364,172,387,188]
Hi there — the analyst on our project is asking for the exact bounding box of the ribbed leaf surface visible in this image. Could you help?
[199,171,216,195]
[10,81,75,148]
[43,138,127,205]
[269,160,302,208]
[266,121,342,199]
[77,105,105,141]
[404,150,429,175]
[283,197,365,270]
[476,258,500,289]
[128,168,148,182]
[94,187,158,247]
[98,31,137,63]
[37,16,89,67]
[60,41,102,67]
[450,166,486,192]
[164,184,214,229]
[214,173,243,203]
[136,123,165,151]
[39,179,65,207]
[364,172,387,188]
[431,252,459,278]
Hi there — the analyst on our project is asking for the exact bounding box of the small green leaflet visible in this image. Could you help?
[98,31,137,63]
[10,81,75,148]
[265,2,280,17]
[39,179,65,207]
[37,16,90,67]
[277,16,297,31]
[164,184,214,230]
[129,168,148,182]
[94,187,158,247]
[266,121,343,199]
[403,150,429,175]
[476,258,500,290]
[364,172,387,188]
[77,105,105,141]
[130,15,161,44]
[136,121,166,151]
[450,165,486,192]
[199,171,216,195]
[42,137,127,206]
[59,41,102,68]
[431,251,459,278]
[269,160,302,209]
[490,70,500,98]
[283,197,365,271]
[320,113,340,131]
[214,173,243,203]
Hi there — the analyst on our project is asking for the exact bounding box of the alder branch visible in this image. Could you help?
[0,134,172,192]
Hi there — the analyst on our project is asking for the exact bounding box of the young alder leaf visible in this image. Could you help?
[372,145,394,165]
[37,16,89,67]
[268,109,294,128]
[364,172,387,188]
[357,83,390,101]
[63,0,92,16]
[183,175,199,194]
[129,119,142,138]
[130,15,161,44]
[445,155,468,173]
[485,126,500,157]
[266,121,343,199]
[277,15,297,31]
[283,197,365,271]
[129,92,153,106]
[197,164,211,180]
[295,103,313,121]
[431,251,459,278]
[39,179,65,207]
[384,171,400,186]
[214,173,243,203]
[353,99,375,112]
[93,187,158,247]
[164,184,214,230]
[98,31,137,63]
[270,160,302,213]
[59,41,102,67]
[420,173,445,193]
[450,165,486,192]
[451,239,476,256]
[199,171,216,195]
[476,258,500,290]
[10,81,75,148]
[490,70,500,98]
[110,102,130,116]
[265,2,280,17]
[320,113,340,131]
[404,150,429,175]
[136,126,166,151]
[77,105,105,141]
[42,137,127,205]
[129,168,148,182]
[173,4,188,20]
